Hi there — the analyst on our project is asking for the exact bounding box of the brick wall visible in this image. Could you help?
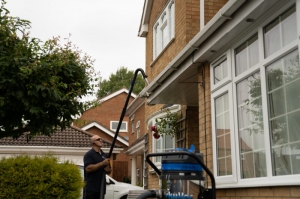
[74,92,133,135]
[216,186,300,199]
[186,106,200,151]
[204,0,229,25]
[198,62,213,186]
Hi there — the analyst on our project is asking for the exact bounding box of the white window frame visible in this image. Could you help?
[211,0,300,188]
[211,83,237,184]
[131,115,135,134]
[210,50,232,93]
[153,0,175,60]
[110,121,128,132]
[136,120,140,139]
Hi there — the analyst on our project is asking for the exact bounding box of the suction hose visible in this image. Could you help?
[136,189,161,199]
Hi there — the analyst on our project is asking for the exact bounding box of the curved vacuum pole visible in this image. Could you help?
[100,68,148,199]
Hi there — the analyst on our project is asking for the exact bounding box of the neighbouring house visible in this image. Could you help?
[129,0,300,198]
[73,88,136,182]
[124,95,147,187]
[0,126,123,168]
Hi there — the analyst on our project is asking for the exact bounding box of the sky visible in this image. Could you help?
[6,0,146,100]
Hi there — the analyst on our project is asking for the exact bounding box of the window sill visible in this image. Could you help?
[215,175,300,188]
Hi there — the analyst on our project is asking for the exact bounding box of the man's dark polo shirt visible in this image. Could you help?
[83,148,108,192]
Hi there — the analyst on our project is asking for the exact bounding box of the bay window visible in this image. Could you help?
[211,3,299,187]
[148,105,179,167]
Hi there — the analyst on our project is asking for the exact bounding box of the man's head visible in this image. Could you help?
[91,135,103,148]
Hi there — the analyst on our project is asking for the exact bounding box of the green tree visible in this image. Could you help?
[0,1,99,139]
[97,66,145,98]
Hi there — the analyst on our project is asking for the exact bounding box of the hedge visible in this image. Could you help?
[0,154,83,199]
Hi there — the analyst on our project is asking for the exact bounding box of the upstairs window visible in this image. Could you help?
[131,116,135,134]
[153,1,175,59]
[110,121,128,132]
[136,120,140,139]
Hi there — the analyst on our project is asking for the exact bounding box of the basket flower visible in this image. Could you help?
[151,109,180,139]
[151,125,160,139]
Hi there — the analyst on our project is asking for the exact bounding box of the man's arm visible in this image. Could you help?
[85,159,110,173]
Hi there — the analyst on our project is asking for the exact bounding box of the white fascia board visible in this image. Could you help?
[98,88,136,103]
[125,97,145,117]
[0,146,122,156]
[138,0,153,37]
[81,122,129,146]
[125,140,145,155]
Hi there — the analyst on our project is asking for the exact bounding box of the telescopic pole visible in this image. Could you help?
[100,68,148,199]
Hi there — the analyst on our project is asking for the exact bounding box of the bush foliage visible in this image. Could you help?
[0,155,83,199]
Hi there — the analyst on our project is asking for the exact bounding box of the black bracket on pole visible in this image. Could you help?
[100,68,148,199]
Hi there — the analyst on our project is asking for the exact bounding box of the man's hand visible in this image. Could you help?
[104,166,112,174]
[101,159,110,167]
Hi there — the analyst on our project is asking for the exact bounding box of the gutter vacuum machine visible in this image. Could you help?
[139,145,216,199]
[103,68,216,199]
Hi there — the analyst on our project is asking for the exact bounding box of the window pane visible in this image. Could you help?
[214,59,227,84]
[235,43,248,75]
[281,7,297,47]
[169,3,175,38]
[162,25,168,49]
[264,19,280,57]
[264,6,296,57]
[266,50,300,176]
[112,122,118,129]
[154,26,159,57]
[155,138,162,162]
[215,93,232,176]
[283,50,300,83]
[241,151,267,178]
[120,122,126,130]
[237,72,266,178]
[132,120,135,133]
[286,79,300,112]
[248,35,259,68]
[235,34,259,76]
[268,88,286,118]
[266,59,284,91]
[165,134,173,150]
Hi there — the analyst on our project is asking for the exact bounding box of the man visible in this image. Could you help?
[83,135,111,199]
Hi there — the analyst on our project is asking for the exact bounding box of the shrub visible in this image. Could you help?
[122,176,131,184]
[0,154,83,199]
